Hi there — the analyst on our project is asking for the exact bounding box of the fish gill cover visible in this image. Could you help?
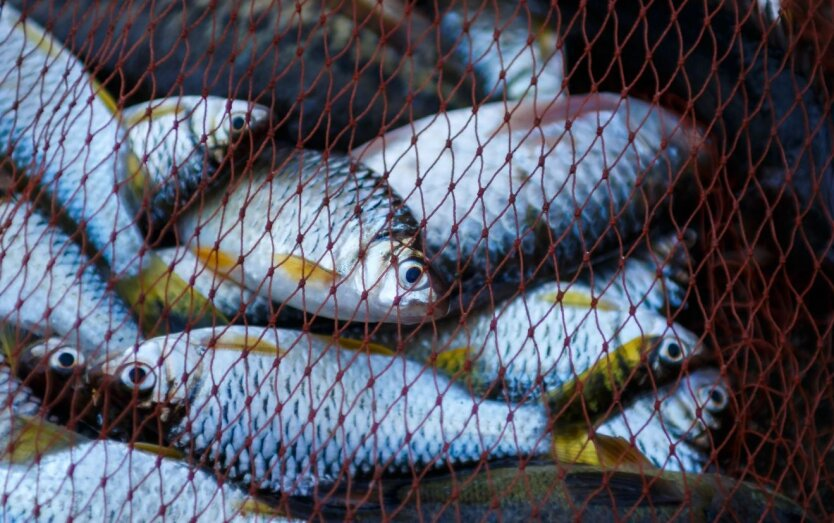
[0,0,830,521]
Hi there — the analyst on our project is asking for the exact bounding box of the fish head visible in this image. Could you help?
[646,326,704,379]
[663,368,731,448]
[96,335,195,411]
[195,97,271,163]
[346,237,449,323]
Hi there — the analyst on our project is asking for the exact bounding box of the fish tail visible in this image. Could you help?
[116,255,228,335]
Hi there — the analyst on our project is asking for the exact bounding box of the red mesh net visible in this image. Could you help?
[0,0,832,521]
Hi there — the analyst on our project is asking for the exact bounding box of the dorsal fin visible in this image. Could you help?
[314,335,395,357]
[208,331,283,356]
[540,290,619,311]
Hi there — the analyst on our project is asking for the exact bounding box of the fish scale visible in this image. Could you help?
[0,198,140,356]
[177,148,447,323]
[0,5,142,277]
[355,93,710,309]
[100,326,552,497]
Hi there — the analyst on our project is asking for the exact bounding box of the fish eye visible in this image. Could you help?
[230,114,247,132]
[704,386,729,412]
[47,346,84,374]
[120,363,156,393]
[398,257,428,290]
[658,338,685,365]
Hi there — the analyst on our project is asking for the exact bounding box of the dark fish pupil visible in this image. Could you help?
[666,343,681,358]
[128,366,147,385]
[405,266,422,284]
[232,116,246,131]
[57,352,75,368]
[710,390,724,405]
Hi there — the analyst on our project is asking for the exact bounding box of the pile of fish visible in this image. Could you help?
[0,1,816,521]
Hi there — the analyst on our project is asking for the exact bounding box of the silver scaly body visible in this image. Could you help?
[177,148,447,323]
[0,198,141,357]
[596,368,730,473]
[0,5,142,278]
[101,326,551,497]
[354,93,709,308]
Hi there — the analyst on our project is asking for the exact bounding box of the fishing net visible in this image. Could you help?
[0,0,832,521]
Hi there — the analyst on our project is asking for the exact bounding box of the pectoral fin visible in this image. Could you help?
[314,335,395,357]
[275,254,338,287]
[7,415,77,464]
[540,290,619,311]
[208,331,283,356]
[132,442,185,460]
[553,428,651,469]
[434,347,471,376]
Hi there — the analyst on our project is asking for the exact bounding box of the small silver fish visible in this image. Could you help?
[0,6,221,332]
[0,417,295,522]
[123,96,270,222]
[593,368,730,473]
[177,148,448,323]
[380,247,699,407]
[0,197,141,357]
[96,326,552,496]
[354,93,711,309]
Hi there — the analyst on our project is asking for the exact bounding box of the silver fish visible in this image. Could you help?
[123,96,270,222]
[379,247,699,407]
[0,197,141,357]
[177,148,448,323]
[97,326,552,496]
[0,6,219,331]
[354,93,710,309]
[593,368,730,473]
[0,418,295,522]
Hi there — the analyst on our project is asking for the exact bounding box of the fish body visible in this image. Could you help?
[177,148,447,323]
[591,369,730,473]
[436,1,564,102]
[0,419,295,522]
[10,0,471,150]
[123,96,270,222]
[0,198,141,357]
[383,247,697,406]
[98,326,551,496]
[0,5,221,332]
[354,93,709,308]
[367,461,808,522]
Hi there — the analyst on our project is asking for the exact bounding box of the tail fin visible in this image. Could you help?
[116,255,228,335]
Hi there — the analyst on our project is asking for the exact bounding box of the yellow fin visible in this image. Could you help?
[125,151,151,199]
[275,254,337,286]
[117,255,229,336]
[123,103,184,128]
[548,336,651,413]
[315,335,395,357]
[553,428,651,469]
[6,416,77,464]
[236,498,285,518]
[132,442,185,460]
[209,331,283,356]
[541,290,618,311]
[192,246,239,275]
[434,347,470,375]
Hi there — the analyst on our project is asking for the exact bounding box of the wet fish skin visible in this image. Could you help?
[0,5,222,333]
[177,148,448,323]
[123,96,271,222]
[366,461,808,522]
[354,93,710,309]
[382,248,698,405]
[594,368,730,473]
[10,0,470,150]
[0,419,296,522]
[0,197,141,358]
[97,326,552,497]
